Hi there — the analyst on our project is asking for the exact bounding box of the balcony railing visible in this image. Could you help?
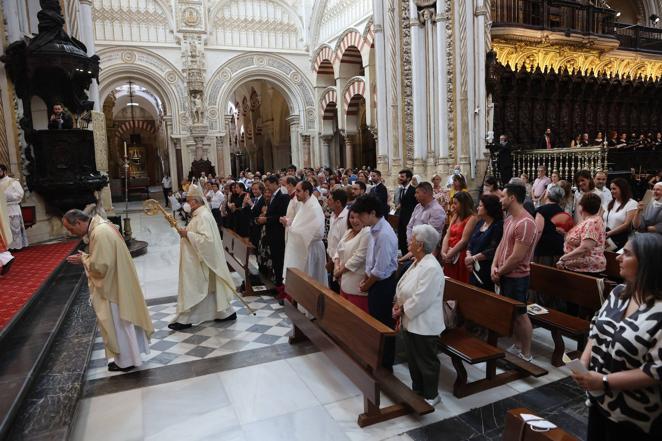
[492,0,617,37]
[513,146,608,183]
[614,23,662,53]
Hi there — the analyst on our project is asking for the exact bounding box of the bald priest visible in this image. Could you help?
[169,183,237,330]
[63,210,154,372]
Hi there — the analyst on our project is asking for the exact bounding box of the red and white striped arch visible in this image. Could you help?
[335,29,366,66]
[320,87,338,119]
[343,78,366,114]
[313,45,335,73]
[116,120,157,138]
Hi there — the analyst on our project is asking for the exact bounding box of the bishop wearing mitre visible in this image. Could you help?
[63,210,154,372]
[282,181,327,286]
[0,192,14,275]
[169,183,237,330]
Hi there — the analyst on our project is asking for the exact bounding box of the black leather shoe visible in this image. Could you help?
[108,362,135,372]
[214,312,237,322]
[168,322,192,331]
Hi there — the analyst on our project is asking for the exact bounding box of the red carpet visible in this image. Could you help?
[0,240,79,330]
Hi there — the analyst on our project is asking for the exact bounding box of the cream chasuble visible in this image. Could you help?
[0,195,12,250]
[175,205,236,323]
[282,197,327,286]
[81,215,154,361]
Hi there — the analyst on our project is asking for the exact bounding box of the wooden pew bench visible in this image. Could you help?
[221,227,273,296]
[284,268,434,427]
[503,407,580,441]
[602,251,622,284]
[529,263,605,367]
[440,279,548,398]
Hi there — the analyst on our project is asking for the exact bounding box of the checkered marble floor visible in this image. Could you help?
[85,295,291,380]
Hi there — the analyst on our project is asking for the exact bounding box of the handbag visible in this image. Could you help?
[443,300,458,329]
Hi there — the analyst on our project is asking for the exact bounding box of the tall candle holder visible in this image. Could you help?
[123,144,132,240]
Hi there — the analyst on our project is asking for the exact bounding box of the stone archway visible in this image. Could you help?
[207,53,316,169]
[97,47,187,189]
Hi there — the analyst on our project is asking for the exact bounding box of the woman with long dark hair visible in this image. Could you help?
[466,194,503,291]
[572,233,662,440]
[441,192,477,283]
[603,177,637,250]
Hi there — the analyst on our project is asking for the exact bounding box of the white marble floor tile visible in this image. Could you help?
[217,359,320,425]
[242,406,350,441]
[287,353,361,404]
[142,373,232,437]
[144,404,240,441]
[70,389,143,441]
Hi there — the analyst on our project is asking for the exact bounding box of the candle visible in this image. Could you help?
[123,141,127,158]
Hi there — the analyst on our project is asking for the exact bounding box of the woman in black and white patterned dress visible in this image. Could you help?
[572,233,662,440]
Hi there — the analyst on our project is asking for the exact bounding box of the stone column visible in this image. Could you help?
[287,115,300,167]
[410,2,428,176]
[343,132,354,169]
[174,138,183,183]
[91,111,113,211]
[78,0,100,111]
[216,135,225,177]
[321,134,332,168]
[373,1,391,177]
[301,134,311,168]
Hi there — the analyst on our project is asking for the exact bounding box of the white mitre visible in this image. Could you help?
[187,183,209,207]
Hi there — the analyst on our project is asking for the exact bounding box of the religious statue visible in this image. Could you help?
[191,93,204,124]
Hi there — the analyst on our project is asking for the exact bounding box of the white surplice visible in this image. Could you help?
[282,196,327,286]
[0,176,28,249]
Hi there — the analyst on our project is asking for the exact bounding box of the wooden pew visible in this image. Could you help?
[441,279,547,398]
[284,268,434,427]
[529,263,605,367]
[221,227,272,296]
[503,408,580,441]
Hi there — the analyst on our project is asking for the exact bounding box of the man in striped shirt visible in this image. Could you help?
[492,184,538,362]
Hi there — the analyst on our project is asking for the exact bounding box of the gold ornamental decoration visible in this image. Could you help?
[493,39,662,81]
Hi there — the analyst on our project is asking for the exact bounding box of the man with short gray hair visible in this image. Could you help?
[63,209,153,372]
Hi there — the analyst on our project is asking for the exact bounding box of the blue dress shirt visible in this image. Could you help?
[365,216,398,280]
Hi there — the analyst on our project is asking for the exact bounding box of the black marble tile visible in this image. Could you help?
[149,339,178,351]
[5,273,97,441]
[254,333,280,345]
[405,377,589,441]
[83,340,318,398]
[181,334,210,345]
[185,346,214,358]
[408,416,478,441]
[146,295,177,306]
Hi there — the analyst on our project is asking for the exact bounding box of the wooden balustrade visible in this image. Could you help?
[512,146,608,182]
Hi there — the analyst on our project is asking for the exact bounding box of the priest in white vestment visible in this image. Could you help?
[281,176,300,242]
[0,193,14,275]
[169,184,237,330]
[63,210,154,372]
[0,165,29,250]
[282,181,328,286]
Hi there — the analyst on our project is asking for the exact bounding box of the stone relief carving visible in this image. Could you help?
[400,0,414,165]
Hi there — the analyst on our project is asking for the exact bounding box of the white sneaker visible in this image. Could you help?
[506,344,521,355]
[424,395,441,406]
[517,352,533,362]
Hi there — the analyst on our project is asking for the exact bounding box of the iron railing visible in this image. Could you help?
[614,23,662,53]
[492,0,617,37]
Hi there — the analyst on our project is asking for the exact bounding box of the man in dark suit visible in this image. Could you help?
[489,134,514,185]
[246,181,266,249]
[396,169,416,256]
[369,170,389,215]
[257,175,290,288]
[48,103,74,130]
[539,128,555,150]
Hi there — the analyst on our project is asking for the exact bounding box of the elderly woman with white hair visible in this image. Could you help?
[392,224,445,406]
[633,182,662,234]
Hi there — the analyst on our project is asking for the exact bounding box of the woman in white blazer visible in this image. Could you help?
[393,224,445,406]
[333,209,371,312]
